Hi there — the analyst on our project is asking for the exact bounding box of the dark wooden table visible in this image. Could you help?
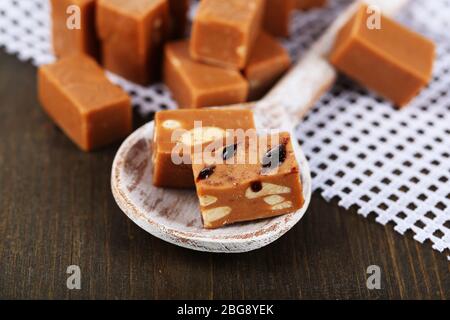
[0,50,448,300]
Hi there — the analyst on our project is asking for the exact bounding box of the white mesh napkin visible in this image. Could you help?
[0,0,448,258]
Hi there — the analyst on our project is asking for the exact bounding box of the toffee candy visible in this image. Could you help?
[191,0,265,70]
[153,109,256,188]
[296,0,327,10]
[263,0,295,38]
[330,4,435,107]
[192,132,304,229]
[97,0,169,85]
[243,32,291,101]
[38,54,132,151]
[51,0,99,58]
[164,40,248,108]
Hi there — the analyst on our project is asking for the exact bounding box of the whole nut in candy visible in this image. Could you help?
[272,201,292,210]
[199,195,218,207]
[245,183,291,199]
[202,206,232,226]
[162,119,182,130]
[179,127,228,146]
[263,195,285,205]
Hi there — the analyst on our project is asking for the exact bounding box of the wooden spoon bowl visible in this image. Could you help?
[111,120,312,253]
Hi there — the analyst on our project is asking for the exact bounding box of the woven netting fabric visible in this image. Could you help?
[0,0,449,258]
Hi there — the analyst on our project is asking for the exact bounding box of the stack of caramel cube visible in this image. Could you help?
[39,0,331,152]
[166,0,293,108]
[40,0,321,152]
[165,0,326,108]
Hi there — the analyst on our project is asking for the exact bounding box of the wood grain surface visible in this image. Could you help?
[0,50,448,300]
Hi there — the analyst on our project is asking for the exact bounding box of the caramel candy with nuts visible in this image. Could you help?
[192,132,304,229]
[153,108,256,188]
[164,40,248,108]
[296,0,327,10]
[97,0,169,85]
[244,32,291,101]
[51,0,99,58]
[330,4,435,107]
[38,54,132,151]
[191,0,265,70]
[263,0,295,38]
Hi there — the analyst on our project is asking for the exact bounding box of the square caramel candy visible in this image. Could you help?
[38,54,132,151]
[164,40,248,108]
[168,0,189,38]
[330,4,435,107]
[263,0,295,38]
[97,0,170,85]
[153,108,256,188]
[244,32,291,101]
[192,132,304,229]
[191,0,265,70]
[51,0,99,58]
[296,0,327,10]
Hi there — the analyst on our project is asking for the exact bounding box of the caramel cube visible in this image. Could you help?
[168,0,189,38]
[244,32,291,101]
[51,0,99,58]
[330,4,435,107]
[164,40,248,108]
[153,108,256,188]
[38,54,132,151]
[191,0,265,70]
[296,0,327,10]
[263,0,295,38]
[97,0,169,85]
[192,132,304,229]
